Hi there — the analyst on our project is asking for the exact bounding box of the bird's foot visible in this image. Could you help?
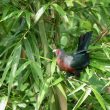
[65,73,75,79]
[65,72,80,79]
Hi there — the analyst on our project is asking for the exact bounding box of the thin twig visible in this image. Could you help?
[93,29,109,45]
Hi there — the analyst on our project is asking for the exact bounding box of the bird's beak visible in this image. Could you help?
[53,49,57,53]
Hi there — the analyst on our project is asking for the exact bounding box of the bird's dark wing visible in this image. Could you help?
[70,31,92,70]
[70,51,89,69]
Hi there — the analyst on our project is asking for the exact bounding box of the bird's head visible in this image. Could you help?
[53,49,64,57]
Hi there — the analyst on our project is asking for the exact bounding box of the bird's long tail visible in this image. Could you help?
[77,31,92,51]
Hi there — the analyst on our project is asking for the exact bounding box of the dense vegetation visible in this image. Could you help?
[0,0,110,110]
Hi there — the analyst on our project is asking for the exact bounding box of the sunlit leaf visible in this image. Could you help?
[34,3,50,23]
[0,96,8,110]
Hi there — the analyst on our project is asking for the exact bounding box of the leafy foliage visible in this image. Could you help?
[0,0,110,110]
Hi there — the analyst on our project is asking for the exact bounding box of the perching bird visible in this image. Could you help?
[53,31,92,77]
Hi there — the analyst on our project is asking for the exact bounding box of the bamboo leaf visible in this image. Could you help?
[25,11,31,29]
[8,43,21,95]
[35,3,50,23]
[2,7,10,19]
[0,96,8,110]
[29,34,41,64]
[0,55,13,87]
[50,93,57,110]
[51,58,56,75]
[31,62,43,82]
[72,88,91,110]
[55,84,67,110]
[24,38,35,61]
[91,87,106,110]
[0,10,23,22]
[15,61,31,77]
[68,83,86,96]
[50,77,64,86]
[36,77,53,109]
[52,3,69,23]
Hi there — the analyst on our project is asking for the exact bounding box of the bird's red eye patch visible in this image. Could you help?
[56,49,61,55]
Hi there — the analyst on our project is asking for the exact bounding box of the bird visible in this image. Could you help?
[53,31,92,77]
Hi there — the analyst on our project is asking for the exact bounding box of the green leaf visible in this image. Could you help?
[72,87,91,110]
[54,84,67,110]
[1,7,10,19]
[91,86,106,110]
[51,58,56,75]
[52,3,69,23]
[25,11,31,29]
[20,83,29,91]
[102,43,110,60]
[60,35,68,47]
[36,77,53,109]
[50,77,64,86]
[0,55,13,87]
[50,93,57,110]
[0,96,8,110]
[80,20,92,30]
[68,83,86,96]
[15,61,31,77]
[90,60,108,72]
[65,0,74,7]
[35,3,50,23]
[31,62,43,82]
[24,38,35,61]
[85,67,93,78]
[29,34,41,64]
[8,43,21,95]
[57,83,67,99]
[0,11,23,22]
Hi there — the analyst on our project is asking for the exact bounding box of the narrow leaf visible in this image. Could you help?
[35,3,50,23]
[50,77,64,86]
[8,44,21,95]
[31,62,43,82]
[36,77,53,109]
[24,38,35,61]
[15,61,31,77]
[0,96,8,110]
[91,87,106,110]
[51,58,56,75]
[52,3,69,23]
[73,88,91,110]
[0,55,13,87]
[0,11,19,22]
[25,11,31,29]
[68,83,86,96]
[55,84,67,110]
